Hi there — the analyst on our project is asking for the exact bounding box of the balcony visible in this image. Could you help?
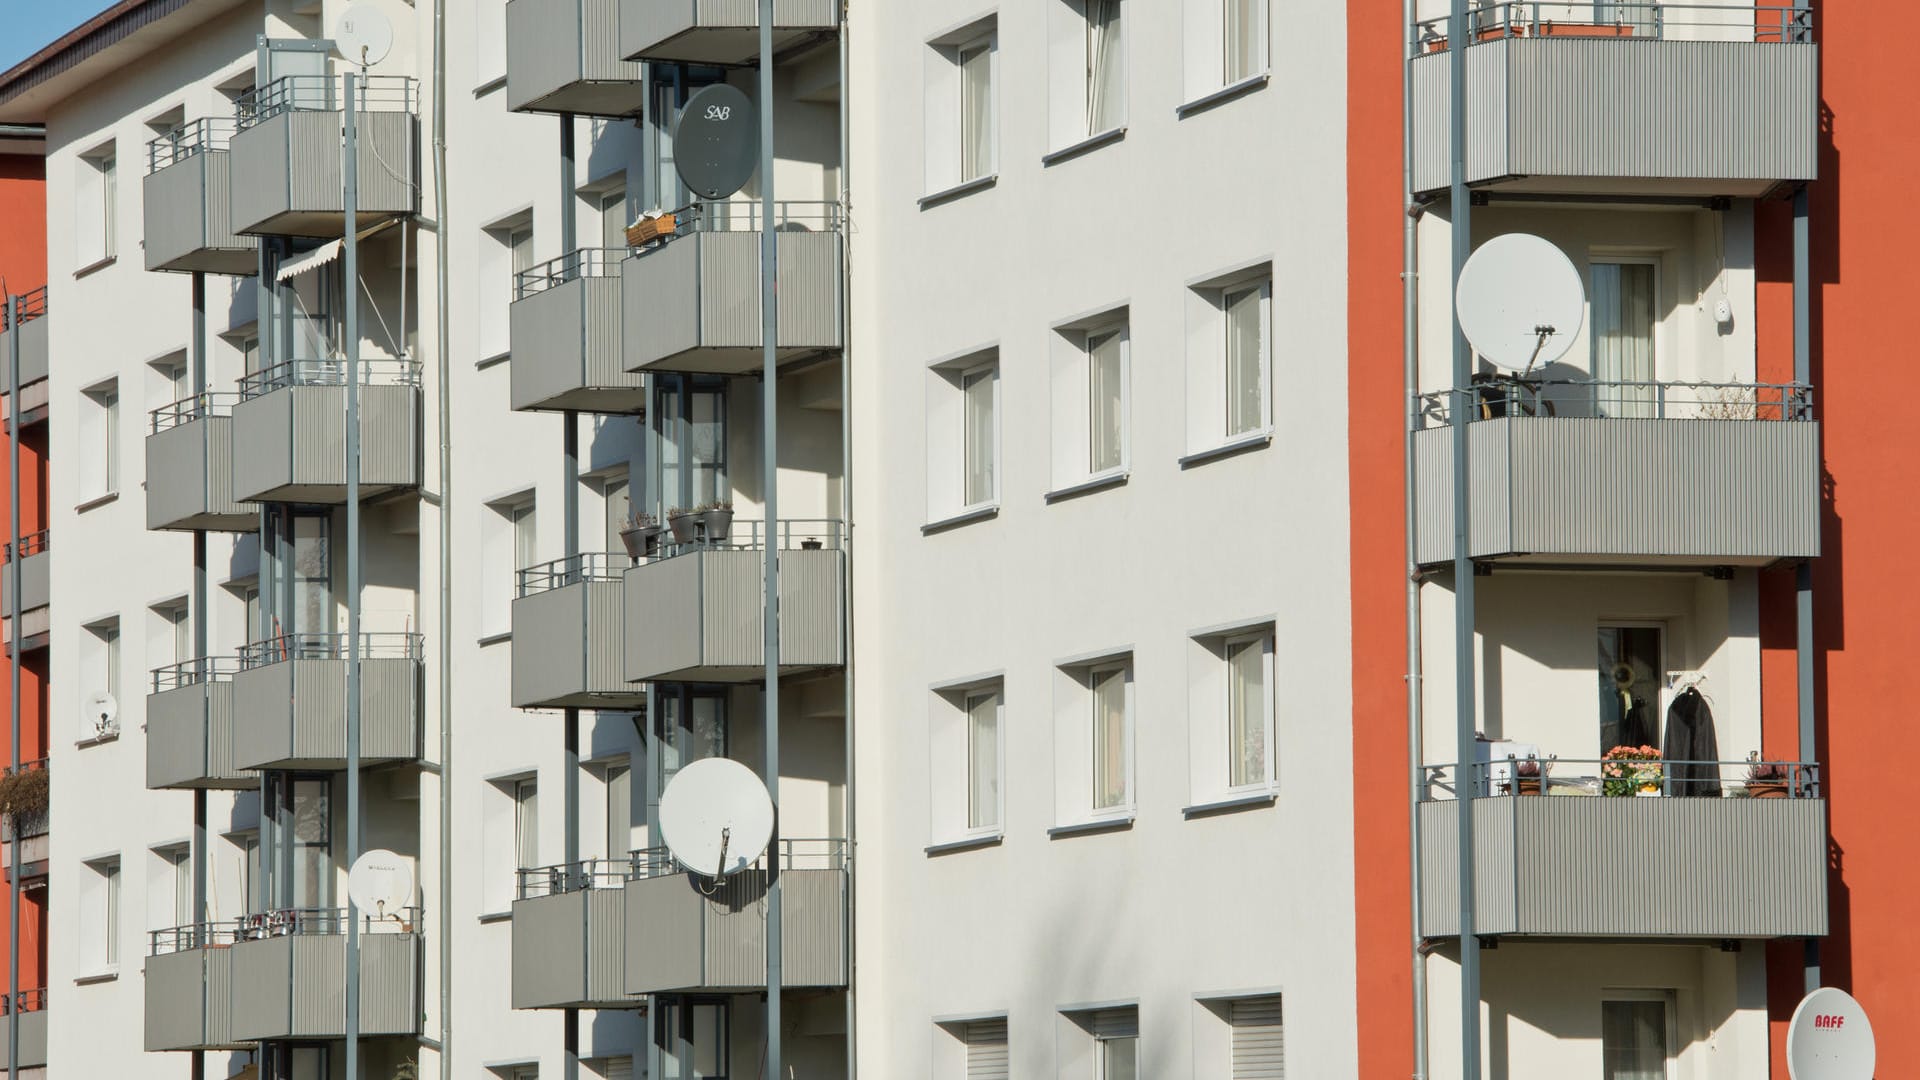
[1409,2,1817,197]
[506,0,647,116]
[2,531,49,655]
[146,394,257,532]
[1412,380,1819,566]
[620,0,838,65]
[232,359,422,504]
[511,861,633,1009]
[229,75,419,237]
[0,990,47,1068]
[144,119,258,275]
[1418,759,1827,939]
[624,841,847,994]
[623,519,845,683]
[145,926,249,1052]
[511,249,647,413]
[226,909,422,1042]
[0,288,48,429]
[513,554,648,710]
[147,659,256,790]
[621,201,844,377]
[0,759,47,883]
[231,633,423,771]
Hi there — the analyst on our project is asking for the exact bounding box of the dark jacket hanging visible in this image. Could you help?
[1662,688,1722,796]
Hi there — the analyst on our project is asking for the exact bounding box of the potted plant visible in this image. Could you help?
[1745,759,1792,799]
[619,512,662,560]
[1601,745,1663,797]
[666,507,699,544]
[699,501,735,543]
[1510,754,1552,796]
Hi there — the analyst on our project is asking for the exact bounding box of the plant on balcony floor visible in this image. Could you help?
[1509,754,1552,796]
[666,507,699,544]
[1602,745,1663,797]
[620,512,663,560]
[698,501,734,543]
[1745,759,1793,799]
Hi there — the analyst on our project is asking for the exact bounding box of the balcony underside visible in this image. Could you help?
[619,0,838,66]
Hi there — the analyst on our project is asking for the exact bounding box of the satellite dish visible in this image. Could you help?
[85,691,119,736]
[658,757,773,878]
[1456,233,1586,375]
[334,4,394,67]
[347,849,414,921]
[1787,987,1875,1080]
[674,84,759,201]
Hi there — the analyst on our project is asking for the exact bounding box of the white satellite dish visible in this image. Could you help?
[347,849,415,921]
[1787,987,1875,1080]
[84,690,119,737]
[1456,233,1586,374]
[334,3,394,67]
[658,757,774,879]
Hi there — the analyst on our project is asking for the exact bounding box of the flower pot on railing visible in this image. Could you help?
[666,510,699,545]
[620,523,663,560]
[699,505,734,544]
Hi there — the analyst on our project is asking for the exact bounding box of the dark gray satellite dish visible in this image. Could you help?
[675,84,759,200]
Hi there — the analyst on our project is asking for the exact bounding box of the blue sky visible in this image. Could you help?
[1,1,119,73]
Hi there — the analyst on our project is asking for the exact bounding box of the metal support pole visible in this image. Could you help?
[1400,0,1429,1072]
[6,291,20,1080]
[1446,1,1480,1076]
[758,3,783,1075]
[1792,185,1819,994]
[192,268,210,1080]
[344,66,365,1080]
[559,108,583,1080]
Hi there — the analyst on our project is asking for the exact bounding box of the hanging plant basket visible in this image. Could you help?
[620,523,663,560]
[699,505,734,544]
[667,510,699,545]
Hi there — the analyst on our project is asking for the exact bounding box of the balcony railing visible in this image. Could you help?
[239,357,422,400]
[147,117,236,173]
[1412,1,1814,54]
[0,988,45,1014]
[516,552,626,598]
[239,631,424,667]
[0,286,46,331]
[649,517,846,563]
[235,74,418,131]
[1416,378,1813,428]
[150,391,240,434]
[1422,758,1821,801]
[514,246,625,301]
[3,530,48,563]
[631,199,843,254]
[150,656,242,694]
[148,919,248,956]
[520,839,847,900]
[153,907,424,953]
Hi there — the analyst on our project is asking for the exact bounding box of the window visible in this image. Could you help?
[1598,625,1663,755]
[80,855,122,973]
[1226,633,1269,789]
[604,760,632,860]
[1188,623,1277,804]
[935,1017,1008,1080]
[653,688,727,797]
[152,600,191,669]
[1088,329,1125,473]
[959,37,994,182]
[511,225,535,280]
[289,513,332,637]
[967,689,1001,830]
[151,845,192,930]
[1181,0,1267,103]
[596,185,628,250]
[1093,1008,1138,1080]
[290,778,332,909]
[602,474,633,555]
[485,772,542,912]
[659,999,729,1080]
[930,677,1004,844]
[514,776,539,870]
[1185,268,1272,456]
[1601,995,1674,1080]
[80,380,120,500]
[482,213,534,355]
[1223,0,1266,83]
[963,363,998,508]
[149,351,188,411]
[1090,664,1129,811]
[1591,259,1658,418]
[593,1058,635,1080]
[1049,313,1130,493]
[924,18,998,195]
[229,831,262,914]
[1053,654,1134,828]
[1194,994,1284,1078]
[652,377,729,515]
[81,618,121,742]
[76,143,117,265]
[926,349,1002,523]
[1595,1,1656,34]
[1085,2,1125,134]
[484,493,536,634]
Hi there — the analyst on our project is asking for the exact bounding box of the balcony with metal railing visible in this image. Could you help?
[1,287,49,429]
[229,75,420,237]
[620,0,839,65]
[1,530,50,656]
[1417,758,1827,939]
[0,988,47,1068]
[510,248,648,413]
[505,0,647,116]
[144,922,250,1052]
[232,633,424,770]
[232,357,422,503]
[146,658,255,790]
[510,859,634,1009]
[146,393,256,531]
[622,200,845,376]
[0,758,47,884]
[513,553,649,709]
[1409,2,1817,196]
[623,518,847,683]
[1411,378,1819,566]
[143,118,258,274]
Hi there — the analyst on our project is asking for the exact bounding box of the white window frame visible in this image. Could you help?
[1051,651,1135,831]
[1181,0,1269,105]
[1600,989,1678,1080]
[482,490,537,638]
[150,843,193,931]
[76,142,117,267]
[1048,310,1130,497]
[1055,1004,1140,1080]
[1186,620,1278,808]
[80,379,120,503]
[79,854,123,977]
[961,361,999,511]
[480,210,534,359]
[513,776,540,872]
[923,16,1000,199]
[483,771,538,914]
[1046,0,1128,154]
[1184,265,1273,461]
[925,347,1001,527]
[80,617,122,745]
[928,676,1006,848]
[1223,630,1273,792]
[1190,991,1285,1079]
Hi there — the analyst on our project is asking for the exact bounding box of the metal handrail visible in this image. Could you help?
[2,530,47,562]
[1411,2,1814,54]
[148,919,248,955]
[0,287,46,331]
[150,656,242,694]
[628,199,845,257]
[149,391,241,433]
[146,117,236,172]
[645,517,845,565]
[1415,378,1812,428]
[517,839,849,897]
[238,631,425,667]
[235,74,418,131]
[0,988,45,1014]
[239,356,422,399]
[1422,758,1821,800]
[513,247,626,301]
[515,857,639,899]
[152,907,422,953]
[632,837,849,880]
[515,553,627,598]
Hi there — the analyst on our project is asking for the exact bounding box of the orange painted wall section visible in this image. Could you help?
[0,154,45,295]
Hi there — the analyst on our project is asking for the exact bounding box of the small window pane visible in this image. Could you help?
[1086,0,1124,134]
[1091,665,1128,810]
[1228,635,1268,788]
[966,690,1000,830]
[104,861,122,965]
[1224,0,1264,83]
[1088,329,1124,474]
[1601,1000,1668,1080]
[515,778,539,869]
[513,501,538,571]
[960,41,993,181]
[1224,284,1265,436]
[963,366,996,507]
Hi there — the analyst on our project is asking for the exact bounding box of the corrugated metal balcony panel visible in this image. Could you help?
[506,0,648,116]
[512,581,643,709]
[0,1006,47,1066]
[621,230,844,376]
[228,110,418,237]
[1413,418,1820,566]
[231,384,422,503]
[231,656,422,771]
[1419,796,1828,938]
[143,151,258,275]
[0,317,48,389]
[146,417,258,532]
[1,550,48,616]
[146,681,255,791]
[509,275,647,413]
[623,868,846,994]
[229,933,420,1041]
[511,888,631,1009]
[620,0,838,64]
[1411,38,1818,195]
[145,947,245,1051]
[623,548,846,683]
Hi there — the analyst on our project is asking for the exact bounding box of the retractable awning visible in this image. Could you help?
[275,239,343,282]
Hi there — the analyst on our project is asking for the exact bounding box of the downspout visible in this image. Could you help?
[5,291,19,1080]
[759,3,785,1074]
[561,105,582,1080]
[837,8,856,1080]
[192,269,210,1080]
[433,0,455,1071]
[1792,186,1818,994]
[1399,2,1427,1077]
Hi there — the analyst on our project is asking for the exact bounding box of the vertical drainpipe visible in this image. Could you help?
[1792,185,1818,993]
[1399,2,1427,1076]
[559,110,582,1080]
[192,270,210,1080]
[758,1,784,1073]
[343,65,365,1080]
[5,291,19,1080]
[836,8,855,1080]
[1444,1,1480,1077]
[257,239,278,981]
[432,0,454,1073]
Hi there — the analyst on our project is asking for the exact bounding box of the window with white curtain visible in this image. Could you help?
[1223,0,1266,84]
[1186,266,1273,456]
[1086,0,1125,135]
[1226,632,1271,790]
[79,379,119,501]
[1590,259,1658,418]
[1224,282,1269,437]
[514,777,539,870]
[962,363,998,509]
[1087,327,1126,474]
[1601,995,1674,1080]
[958,36,995,182]
[1090,663,1130,811]
[966,689,1001,830]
